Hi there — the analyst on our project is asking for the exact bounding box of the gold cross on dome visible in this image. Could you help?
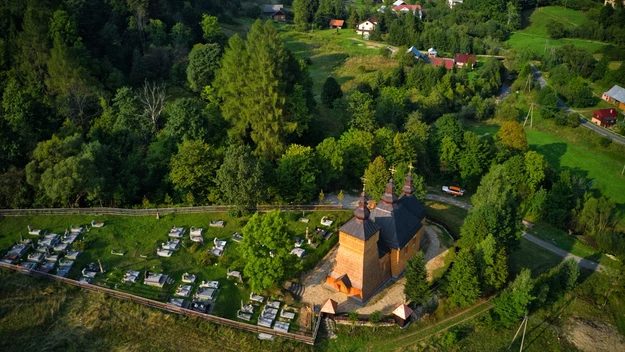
[408,162,414,171]
[360,176,367,191]
[389,166,397,176]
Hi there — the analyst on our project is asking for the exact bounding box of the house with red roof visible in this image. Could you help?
[454,53,476,69]
[329,19,344,29]
[392,4,423,19]
[592,108,619,128]
[432,57,455,70]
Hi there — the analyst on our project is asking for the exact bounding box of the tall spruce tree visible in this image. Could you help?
[446,249,481,307]
[215,20,313,160]
[404,252,431,306]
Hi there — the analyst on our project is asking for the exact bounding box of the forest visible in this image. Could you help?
[0,0,624,266]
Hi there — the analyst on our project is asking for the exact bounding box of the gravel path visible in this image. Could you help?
[300,225,451,314]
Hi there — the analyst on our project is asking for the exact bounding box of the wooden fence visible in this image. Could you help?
[0,204,343,216]
[0,262,321,345]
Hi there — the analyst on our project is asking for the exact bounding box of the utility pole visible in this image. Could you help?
[508,314,529,350]
[523,103,534,128]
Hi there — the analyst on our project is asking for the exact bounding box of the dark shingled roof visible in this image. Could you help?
[370,202,423,250]
[397,194,426,220]
[339,217,380,241]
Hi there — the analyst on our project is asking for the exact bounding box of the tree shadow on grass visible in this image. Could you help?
[532,142,567,171]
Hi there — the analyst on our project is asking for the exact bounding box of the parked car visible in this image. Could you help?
[442,185,466,197]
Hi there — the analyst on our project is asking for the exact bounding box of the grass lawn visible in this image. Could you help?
[509,237,566,277]
[0,210,352,320]
[424,200,468,239]
[466,116,625,219]
[526,222,620,269]
[506,6,608,54]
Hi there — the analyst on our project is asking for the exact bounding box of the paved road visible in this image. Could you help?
[530,65,625,145]
[424,194,472,210]
[427,193,607,272]
[579,118,625,145]
[522,232,607,272]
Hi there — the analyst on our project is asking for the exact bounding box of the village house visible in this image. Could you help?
[454,53,476,69]
[356,18,378,36]
[602,85,625,110]
[325,168,426,302]
[427,47,437,58]
[604,0,625,7]
[449,0,464,8]
[432,57,455,70]
[407,46,422,59]
[329,19,344,29]
[263,5,286,21]
[592,108,620,128]
[392,4,423,19]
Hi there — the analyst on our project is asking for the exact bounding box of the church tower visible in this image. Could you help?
[326,188,388,301]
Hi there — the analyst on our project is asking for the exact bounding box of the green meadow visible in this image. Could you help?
[506,6,607,54]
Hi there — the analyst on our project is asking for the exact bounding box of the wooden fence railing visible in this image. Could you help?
[0,262,319,345]
[0,204,343,216]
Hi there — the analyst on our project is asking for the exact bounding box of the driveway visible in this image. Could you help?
[424,194,472,210]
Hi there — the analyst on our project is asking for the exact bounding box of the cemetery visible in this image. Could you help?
[0,211,350,330]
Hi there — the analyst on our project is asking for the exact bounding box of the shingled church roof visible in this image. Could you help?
[339,190,381,241]
[340,170,425,252]
[370,174,425,252]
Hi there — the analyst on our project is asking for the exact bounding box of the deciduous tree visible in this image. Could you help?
[241,210,296,291]
[363,156,390,201]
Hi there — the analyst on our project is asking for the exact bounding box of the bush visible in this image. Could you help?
[369,310,382,324]
[566,113,580,127]
[598,136,612,147]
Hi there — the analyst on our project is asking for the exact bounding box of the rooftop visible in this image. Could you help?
[605,85,625,102]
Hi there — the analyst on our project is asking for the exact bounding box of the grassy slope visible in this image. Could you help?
[507,6,607,54]
[467,119,625,216]
[0,270,306,352]
[0,211,352,319]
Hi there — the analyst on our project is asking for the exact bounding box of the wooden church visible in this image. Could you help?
[325,168,427,302]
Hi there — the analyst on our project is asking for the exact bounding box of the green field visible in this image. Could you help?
[506,6,607,54]
[277,25,395,97]
[466,120,625,216]
[0,210,351,320]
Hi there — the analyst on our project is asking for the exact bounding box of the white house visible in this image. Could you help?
[427,48,437,58]
[449,0,464,8]
[356,18,378,36]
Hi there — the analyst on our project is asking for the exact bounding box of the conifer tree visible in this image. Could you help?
[404,252,431,305]
[446,250,481,307]
[215,20,313,160]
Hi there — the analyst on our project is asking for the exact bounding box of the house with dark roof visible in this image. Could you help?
[271,8,287,21]
[325,168,426,302]
[602,85,625,111]
[356,18,378,36]
[454,53,476,69]
[263,4,283,14]
[592,108,619,128]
